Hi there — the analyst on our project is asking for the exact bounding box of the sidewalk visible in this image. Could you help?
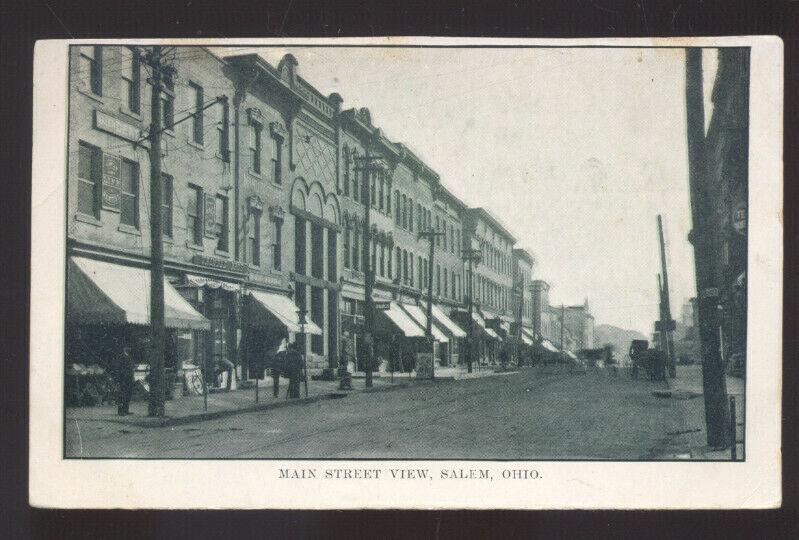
[66,365,519,428]
[655,364,745,460]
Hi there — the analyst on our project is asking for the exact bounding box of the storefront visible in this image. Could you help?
[66,256,211,403]
[428,302,467,366]
[373,300,426,374]
[399,302,449,366]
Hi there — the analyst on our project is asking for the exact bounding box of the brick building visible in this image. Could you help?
[512,248,536,348]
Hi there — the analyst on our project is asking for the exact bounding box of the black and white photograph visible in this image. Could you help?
[28,37,782,509]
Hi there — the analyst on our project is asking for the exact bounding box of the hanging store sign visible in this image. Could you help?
[101,154,122,211]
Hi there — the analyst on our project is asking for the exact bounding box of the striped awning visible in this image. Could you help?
[541,339,559,352]
[68,257,210,330]
[429,303,467,338]
[379,301,425,337]
[400,303,449,343]
[249,290,323,335]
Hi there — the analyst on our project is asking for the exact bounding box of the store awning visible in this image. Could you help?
[541,339,559,352]
[429,303,467,338]
[484,327,501,340]
[379,301,425,337]
[521,327,536,340]
[471,310,486,328]
[68,257,210,330]
[400,304,449,343]
[566,351,578,360]
[249,290,323,335]
[521,333,534,345]
[185,274,240,292]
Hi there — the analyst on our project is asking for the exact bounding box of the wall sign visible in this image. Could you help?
[191,254,248,275]
[203,194,216,238]
[94,109,143,143]
[101,154,122,211]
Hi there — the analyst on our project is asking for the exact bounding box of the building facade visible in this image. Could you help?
[65,45,599,389]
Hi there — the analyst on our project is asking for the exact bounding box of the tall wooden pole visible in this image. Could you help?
[358,151,377,388]
[657,215,677,377]
[685,48,730,448]
[146,46,166,417]
[461,248,481,373]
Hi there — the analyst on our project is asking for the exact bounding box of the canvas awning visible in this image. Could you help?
[484,327,501,340]
[471,310,486,328]
[249,290,323,335]
[429,303,467,338]
[379,301,425,337]
[566,351,578,360]
[185,274,240,292]
[68,257,210,330]
[400,304,449,343]
[521,327,536,340]
[521,333,534,345]
[541,339,559,352]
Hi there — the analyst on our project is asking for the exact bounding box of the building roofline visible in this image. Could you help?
[467,207,517,243]
[513,248,535,265]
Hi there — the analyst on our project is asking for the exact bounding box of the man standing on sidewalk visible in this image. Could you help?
[285,341,303,399]
[113,342,135,416]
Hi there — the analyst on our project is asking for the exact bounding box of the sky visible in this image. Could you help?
[215,45,719,335]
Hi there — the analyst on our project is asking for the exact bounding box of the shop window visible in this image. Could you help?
[77,141,101,218]
[120,159,139,228]
[311,286,324,354]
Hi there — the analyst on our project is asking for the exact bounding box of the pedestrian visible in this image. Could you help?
[271,337,288,398]
[214,355,235,391]
[113,341,135,416]
[285,341,303,399]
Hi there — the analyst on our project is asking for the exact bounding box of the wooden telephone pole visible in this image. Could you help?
[418,227,445,377]
[657,215,677,377]
[143,45,169,418]
[685,48,730,448]
[461,248,482,373]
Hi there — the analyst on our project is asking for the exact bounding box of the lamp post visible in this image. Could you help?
[298,307,308,398]
[353,150,388,388]
[461,247,482,373]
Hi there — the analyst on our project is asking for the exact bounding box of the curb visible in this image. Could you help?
[72,381,416,429]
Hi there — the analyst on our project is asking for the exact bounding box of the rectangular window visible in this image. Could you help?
[450,225,455,254]
[380,246,385,277]
[387,248,392,279]
[79,46,102,96]
[161,174,173,237]
[435,217,440,246]
[343,152,350,197]
[436,265,441,296]
[409,201,414,232]
[444,271,448,298]
[378,176,384,211]
[417,256,423,289]
[402,251,408,285]
[218,98,230,162]
[272,135,283,184]
[394,191,400,225]
[311,223,324,279]
[295,216,307,274]
[352,166,360,204]
[122,47,140,113]
[161,74,175,130]
[343,229,351,269]
[451,270,456,299]
[352,230,360,272]
[249,208,261,266]
[370,174,376,208]
[189,82,204,145]
[250,121,262,174]
[187,184,203,245]
[77,141,101,218]
[410,256,414,287]
[327,230,337,282]
[273,220,283,270]
[119,159,139,228]
[215,195,228,252]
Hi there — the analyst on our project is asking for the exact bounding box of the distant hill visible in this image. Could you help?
[594,324,648,359]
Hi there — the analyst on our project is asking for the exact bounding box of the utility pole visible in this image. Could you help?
[560,304,565,365]
[418,227,445,377]
[461,248,482,373]
[355,150,385,388]
[657,215,677,377]
[685,48,730,448]
[143,45,169,418]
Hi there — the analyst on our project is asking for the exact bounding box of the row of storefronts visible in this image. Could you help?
[64,45,580,402]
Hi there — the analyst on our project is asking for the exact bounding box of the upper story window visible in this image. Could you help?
[79,46,103,96]
[161,73,175,130]
[342,148,350,197]
[370,173,377,208]
[435,216,440,246]
[417,203,422,231]
[442,220,448,250]
[77,141,101,219]
[378,174,385,211]
[189,82,204,145]
[121,47,140,114]
[161,173,173,238]
[271,132,283,184]
[394,191,400,226]
[273,218,282,271]
[449,225,455,254]
[401,194,408,229]
[352,155,360,203]
[217,98,230,162]
[249,119,262,174]
[215,194,229,252]
[409,199,414,232]
[248,207,262,267]
[187,184,203,246]
[120,159,139,229]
